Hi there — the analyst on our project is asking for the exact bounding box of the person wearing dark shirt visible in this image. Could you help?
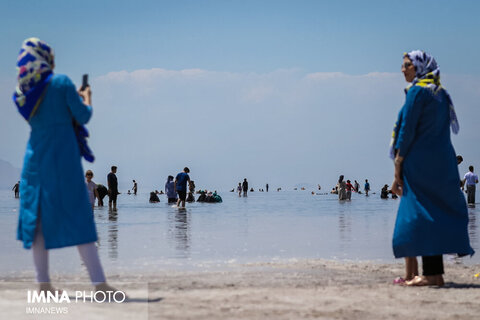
[12,181,20,198]
[149,191,160,203]
[174,167,191,208]
[186,180,196,202]
[242,178,248,197]
[354,180,360,193]
[197,190,207,202]
[381,184,389,199]
[107,166,118,211]
[96,184,108,206]
[132,180,138,195]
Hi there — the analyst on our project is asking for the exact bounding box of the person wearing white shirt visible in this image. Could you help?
[463,166,479,204]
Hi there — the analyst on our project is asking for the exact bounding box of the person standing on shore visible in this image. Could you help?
[12,181,20,198]
[132,179,138,195]
[237,183,242,197]
[463,166,478,205]
[13,38,116,293]
[108,166,119,211]
[266,183,269,192]
[242,178,249,197]
[390,50,474,286]
[174,167,191,208]
[165,175,177,204]
[364,179,370,196]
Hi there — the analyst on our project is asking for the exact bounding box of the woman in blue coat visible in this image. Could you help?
[390,50,474,286]
[14,38,114,292]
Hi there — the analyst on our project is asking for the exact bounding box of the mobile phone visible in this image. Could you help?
[81,74,89,90]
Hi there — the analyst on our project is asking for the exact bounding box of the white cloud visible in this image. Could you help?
[304,72,346,80]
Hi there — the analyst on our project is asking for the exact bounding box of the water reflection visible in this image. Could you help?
[338,212,352,244]
[337,203,352,246]
[108,210,118,260]
[168,210,190,258]
[468,207,477,249]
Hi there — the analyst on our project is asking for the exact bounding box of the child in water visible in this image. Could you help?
[85,170,99,209]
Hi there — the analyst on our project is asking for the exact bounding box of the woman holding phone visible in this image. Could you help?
[14,38,116,293]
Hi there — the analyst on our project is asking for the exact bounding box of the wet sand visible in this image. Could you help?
[2,259,480,319]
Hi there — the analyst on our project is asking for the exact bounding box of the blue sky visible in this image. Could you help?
[2,0,480,76]
[1,1,479,191]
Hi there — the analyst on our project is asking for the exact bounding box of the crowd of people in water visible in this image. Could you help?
[330,176,398,200]
[78,166,224,209]
[13,164,478,206]
[325,157,478,204]
[90,162,476,206]
[331,177,369,200]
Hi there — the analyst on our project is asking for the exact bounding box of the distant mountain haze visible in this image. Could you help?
[0,159,21,190]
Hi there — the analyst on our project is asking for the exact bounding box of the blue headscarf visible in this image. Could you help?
[389,50,459,159]
[13,38,54,120]
[13,38,94,163]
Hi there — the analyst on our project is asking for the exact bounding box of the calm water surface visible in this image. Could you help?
[1,189,478,276]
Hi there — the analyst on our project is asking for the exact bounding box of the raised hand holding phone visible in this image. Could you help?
[81,74,88,90]
[78,74,91,105]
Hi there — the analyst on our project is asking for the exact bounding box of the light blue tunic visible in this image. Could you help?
[392,86,474,258]
[17,74,97,249]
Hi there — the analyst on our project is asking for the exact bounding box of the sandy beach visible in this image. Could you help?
[2,259,480,319]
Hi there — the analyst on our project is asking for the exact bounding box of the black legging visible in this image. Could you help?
[422,255,444,276]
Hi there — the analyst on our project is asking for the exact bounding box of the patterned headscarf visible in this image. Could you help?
[405,50,439,80]
[13,38,54,121]
[389,50,459,159]
[12,38,95,163]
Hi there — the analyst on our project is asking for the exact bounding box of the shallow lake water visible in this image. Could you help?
[1,189,478,276]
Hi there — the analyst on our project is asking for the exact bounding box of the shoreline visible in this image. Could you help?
[2,259,480,319]
[1,253,477,278]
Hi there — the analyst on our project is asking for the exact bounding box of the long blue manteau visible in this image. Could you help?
[17,74,97,249]
[392,85,474,258]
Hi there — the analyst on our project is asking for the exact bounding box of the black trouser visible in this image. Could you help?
[467,185,476,204]
[177,190,186,201]
[422,255,444,276]
[108,190,118,205]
